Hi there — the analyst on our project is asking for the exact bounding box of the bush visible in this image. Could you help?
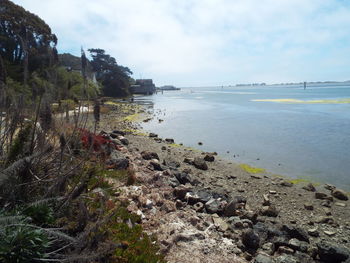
[23,204,55,226]
[0,225,50,263]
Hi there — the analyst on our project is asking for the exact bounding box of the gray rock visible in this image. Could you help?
[315,192,333,201]
[280,181,293,187]
[282,224,309,242]
[229,217,253,229]
[324,184,336,191]
[195,190,213,203]
[174,172,192,185]
[260,205,279,217]
[108,158,129,170]
[205,198,223,214]
[212,214,229,232]
[302,183,316,192]
[277,246,294,254]
[242,229,260,250]
[204,154,215,162]
[254,253,275,263]
[315,216,334,224]
[331,188,349,201]
[261,242,275,255]
[288,238,308,252]
[304,203,314,210]
[149,132,158,138]
[254,222,284,243]
[150,160,163,171]
[173,186,191,200]
[163,159,181,168]
[165,138,174,143]
[275,255,298,263]
[317,241,350,263]
[193,157,208,170]
[141,151,159,160]
[183,157,194,164]
[224,196,247,217]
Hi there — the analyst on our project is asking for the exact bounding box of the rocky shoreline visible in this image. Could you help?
[95,102,350,263]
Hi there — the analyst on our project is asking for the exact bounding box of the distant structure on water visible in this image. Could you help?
[158,85,180,91]
[236,83,266,87]
[131,79,156,95]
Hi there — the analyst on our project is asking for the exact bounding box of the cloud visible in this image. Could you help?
[12,0,350,86]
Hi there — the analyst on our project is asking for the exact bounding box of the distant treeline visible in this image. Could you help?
[0,0,134,100]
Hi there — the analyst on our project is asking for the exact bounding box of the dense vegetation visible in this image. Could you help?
[0,0,133,99]
[89,49,133,97]
[0,0,163,262]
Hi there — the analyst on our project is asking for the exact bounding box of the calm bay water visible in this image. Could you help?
[137,83,350,190]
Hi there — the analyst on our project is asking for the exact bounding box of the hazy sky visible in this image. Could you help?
[13,0,350,86]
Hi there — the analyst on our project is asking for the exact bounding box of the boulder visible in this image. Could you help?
[302,183,316,192]
[193,157,208,170]
[163,159,181,168]
[183,157,194,165]
[317,241,350,263]
[150,160,163,171]
[331,188,348,201]
[174,172,192,185]
[254,222,284,243]
[195,190,213,203]
[204,154,215,162]
[315,192,332,200]
[288,238,308,252]
[205,198,224,214]
[281,225,309,242]
[141,151,159,160]
[149,133,158,138]
[324,184,336,191]
[165,138,174,143]
[242,229,260,250]
[212,214,229,232]
[224,196,247,217]
[173,185,191,200]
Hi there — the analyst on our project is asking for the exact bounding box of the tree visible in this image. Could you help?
[88,48,132,97]
[0,0,57,83]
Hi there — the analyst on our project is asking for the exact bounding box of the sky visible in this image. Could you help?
[12,0,350,87]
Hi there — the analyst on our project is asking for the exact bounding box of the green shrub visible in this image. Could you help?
[23,204,55,226]
[110,207,164,263]
[0,226,50,263]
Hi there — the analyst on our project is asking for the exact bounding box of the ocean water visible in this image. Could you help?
[137,83,350,190]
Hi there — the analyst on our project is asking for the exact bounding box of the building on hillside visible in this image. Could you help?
[131,79,156,95]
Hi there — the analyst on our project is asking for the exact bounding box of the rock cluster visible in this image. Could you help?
[96,125,350,263]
